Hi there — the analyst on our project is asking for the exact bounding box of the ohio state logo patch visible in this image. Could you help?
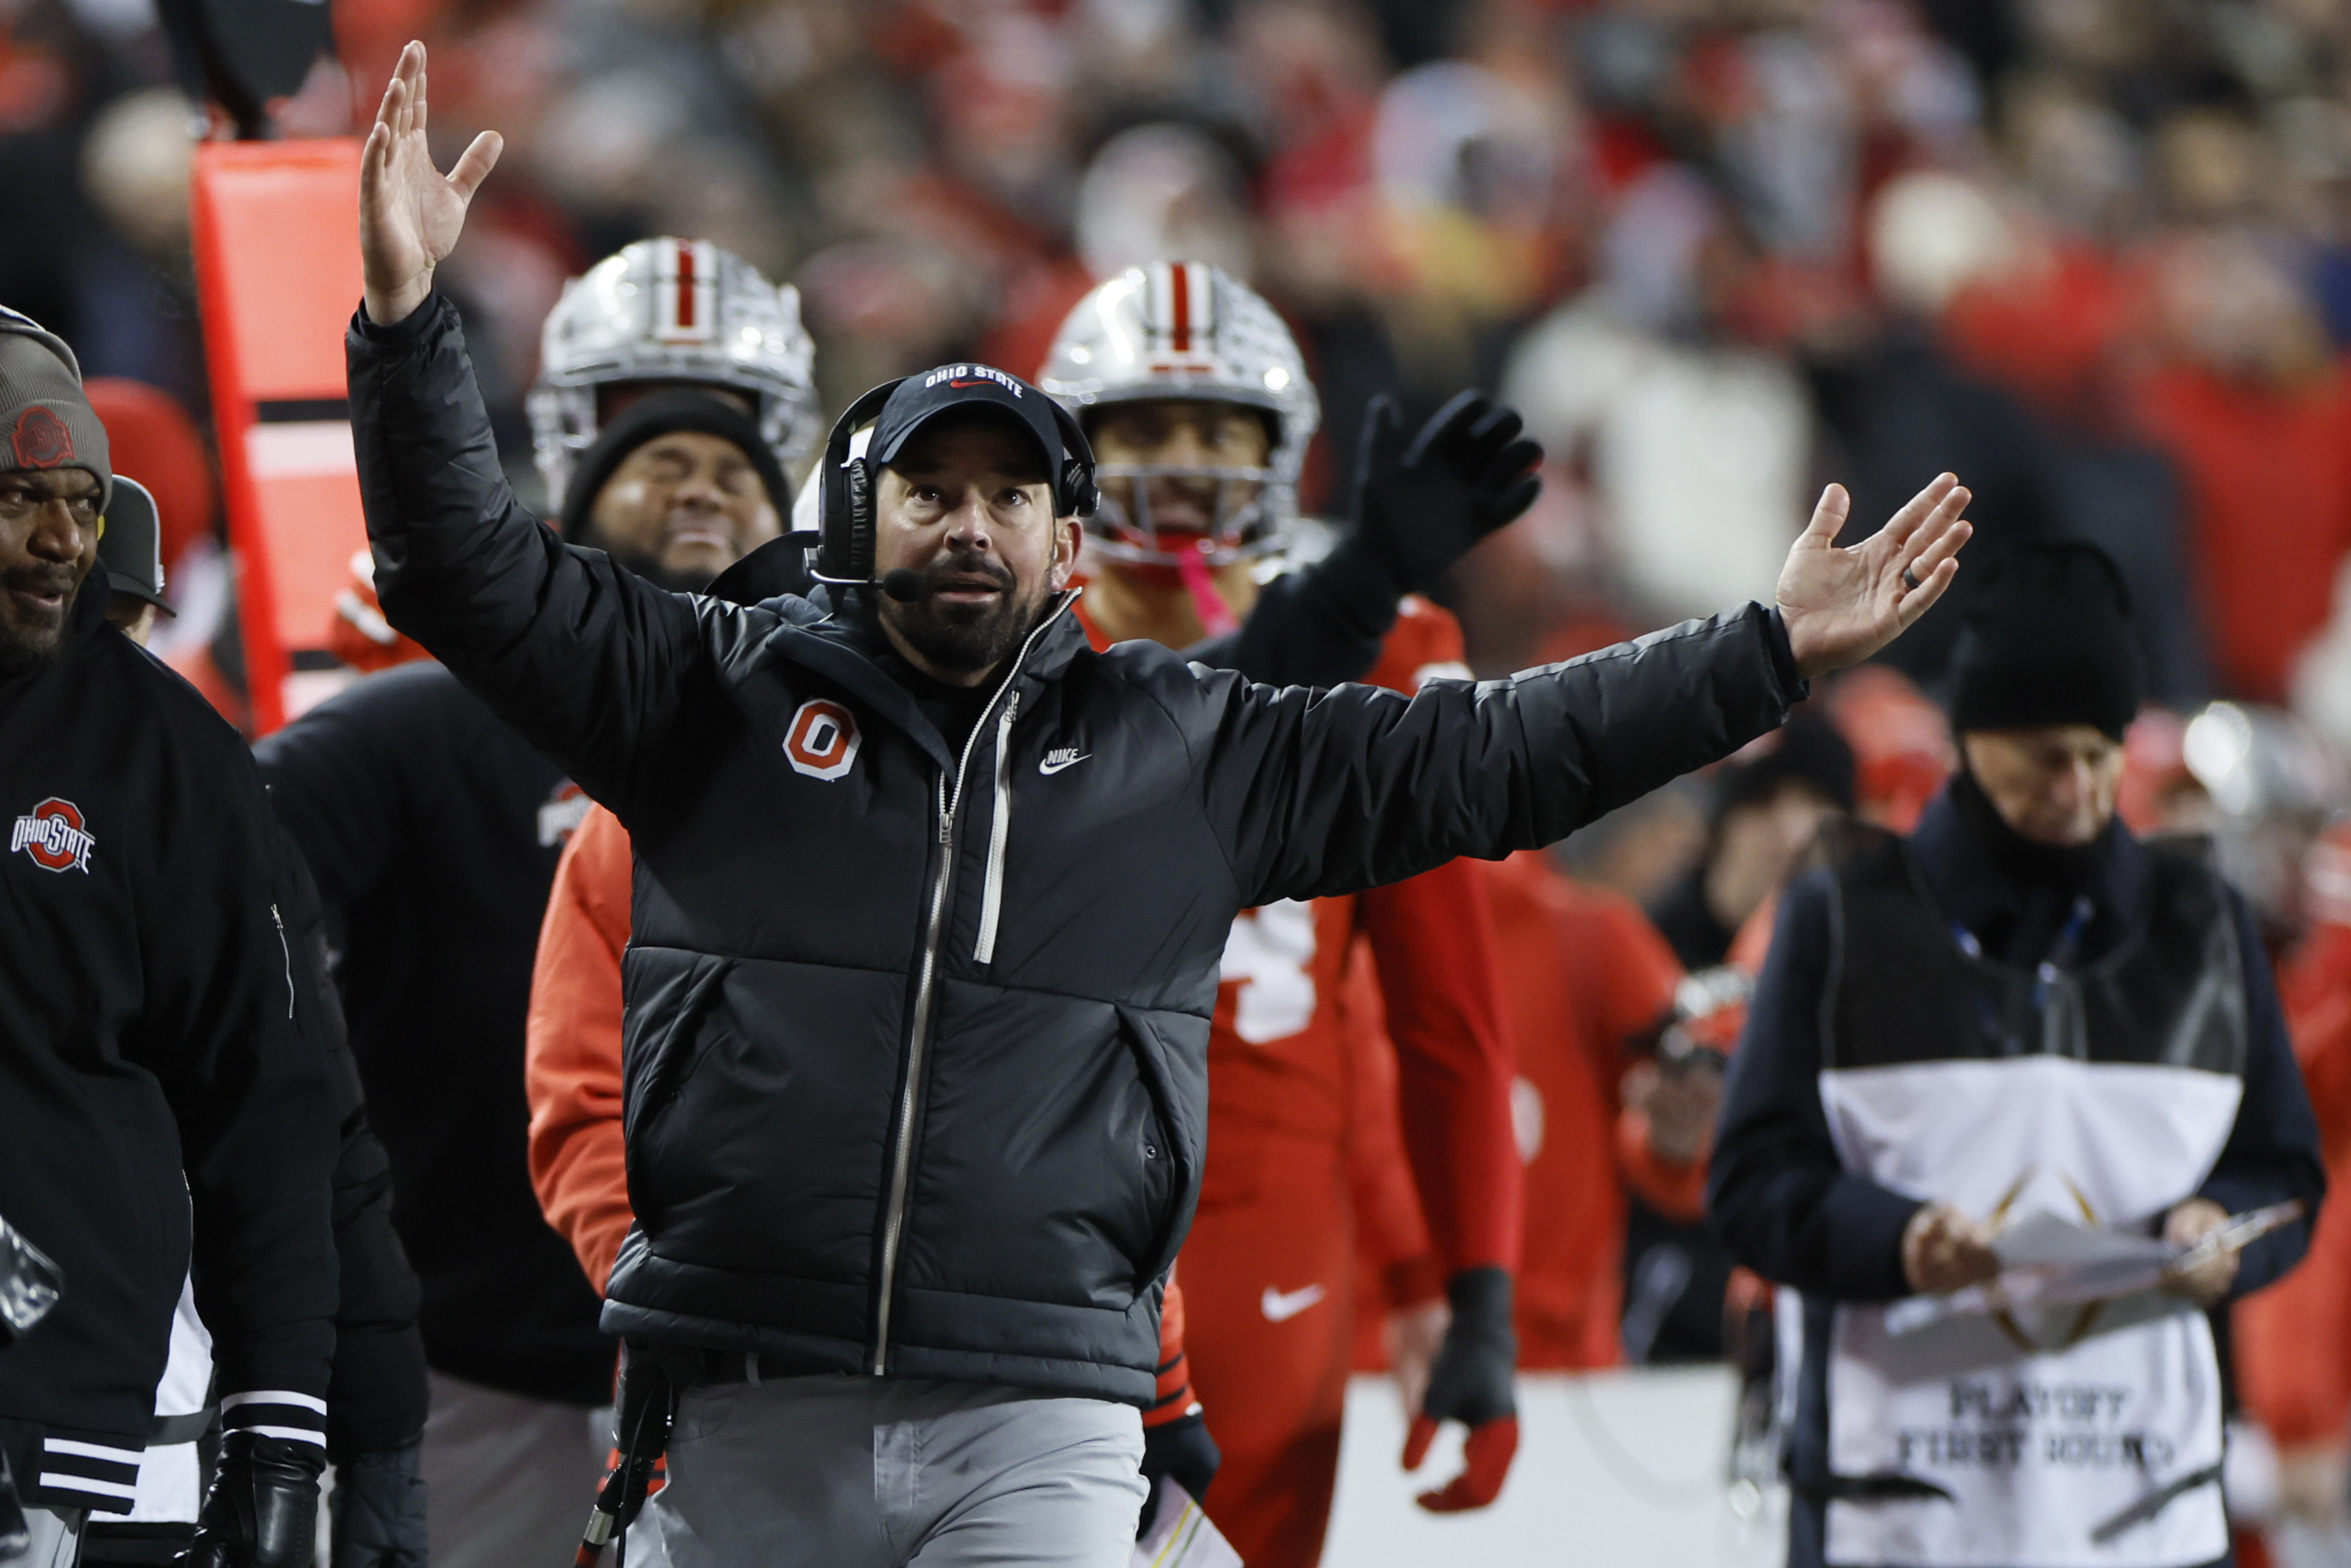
[11,798,93,873]
[10,406,73,470]
[784,699,858,781]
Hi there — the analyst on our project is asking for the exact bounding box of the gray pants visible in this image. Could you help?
[421,1368,610,1568]
[639,1374,1146,1568]
[12,1507,82,1568]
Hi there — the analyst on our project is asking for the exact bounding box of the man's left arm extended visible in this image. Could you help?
[1197,603,1807,907]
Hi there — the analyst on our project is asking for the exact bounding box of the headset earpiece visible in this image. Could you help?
[812,379,902,586]
[1048,401,1099,519]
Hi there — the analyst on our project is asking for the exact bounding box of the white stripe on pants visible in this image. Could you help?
[421,1368,610,1568]
[640,1373,1146,1567]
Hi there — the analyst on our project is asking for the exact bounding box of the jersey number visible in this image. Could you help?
[1219,901,1318,1043]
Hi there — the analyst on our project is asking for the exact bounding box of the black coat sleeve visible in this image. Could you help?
[276,837,428,1456]
[345,294,715,812]
[137,723,339,1404]
[1168,602,1806,907]
[2197,892,2325,1299]
[1706,870,1921,1302]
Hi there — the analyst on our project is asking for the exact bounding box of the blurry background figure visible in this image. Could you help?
[1629,714,1851,1364]
[1648,713,1855,975]
[1478,848,1685,1373]
[1503,162,1814,627]
[92,474,171,642]
[1713,542,2323,1568]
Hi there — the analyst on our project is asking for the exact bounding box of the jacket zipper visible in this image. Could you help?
[973,692,1020,964]
[269,903,294,1020]
[870,596,1068,1375]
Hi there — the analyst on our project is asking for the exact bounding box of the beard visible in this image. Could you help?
[880,548,1051,676]
[0,564,79,678]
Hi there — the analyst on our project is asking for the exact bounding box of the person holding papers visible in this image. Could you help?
[1709,542,2325,1568]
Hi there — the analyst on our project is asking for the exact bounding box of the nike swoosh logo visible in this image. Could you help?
[1260,1283,1327,1323]
[1037,753,1090,776]
[948,379,994,389]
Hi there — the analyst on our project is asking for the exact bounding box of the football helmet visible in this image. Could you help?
[1037,261,1317,567]
[528,238,820,512]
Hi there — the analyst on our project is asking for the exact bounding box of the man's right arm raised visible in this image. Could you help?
[347,42,703,807]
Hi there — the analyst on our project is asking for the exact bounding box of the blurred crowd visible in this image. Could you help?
[34,0,2351,1552]
[20,0,2351,706]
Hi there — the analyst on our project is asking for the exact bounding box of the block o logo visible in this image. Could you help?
[784,699,859,781]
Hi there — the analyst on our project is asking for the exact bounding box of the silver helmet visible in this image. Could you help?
[1037,261,1318,567]
[528,237,820,511]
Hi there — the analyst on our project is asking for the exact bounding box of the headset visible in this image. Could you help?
[812,375,1100,593]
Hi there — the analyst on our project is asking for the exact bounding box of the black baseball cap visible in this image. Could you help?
[97,475,173,616]
[869,363,1073,484]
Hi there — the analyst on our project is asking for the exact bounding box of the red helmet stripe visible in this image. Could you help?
[1169,262,1191,353]
[675,242,697,330]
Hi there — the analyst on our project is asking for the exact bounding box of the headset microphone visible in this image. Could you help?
[880,569,924,604]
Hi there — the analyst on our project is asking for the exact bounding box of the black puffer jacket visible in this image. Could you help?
[0,582,336,1510]
[349,294,1807,1406]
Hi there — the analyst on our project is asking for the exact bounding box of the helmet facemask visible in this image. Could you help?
[1040,261,1318,574]
[1085,453,1285,570]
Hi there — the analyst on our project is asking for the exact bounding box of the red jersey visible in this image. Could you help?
[2239,823,2351,1450]
[2133,362,2351,701]
[1076,591,1522,1276]
[1486,851,1686,1368]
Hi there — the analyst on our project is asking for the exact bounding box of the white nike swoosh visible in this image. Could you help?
[1260,1283,1327,1323]
[1037,754,1091,776]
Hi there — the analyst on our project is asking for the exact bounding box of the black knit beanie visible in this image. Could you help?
[1948,542,2140,741]
[556,389,790,542]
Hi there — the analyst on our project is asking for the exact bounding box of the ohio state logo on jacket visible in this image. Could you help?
[12,798,94,873]
[784,699,858,781]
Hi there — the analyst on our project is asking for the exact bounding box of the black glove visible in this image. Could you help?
[1325,391,1543,608]
[327,1441,425,1568]
[1403,1266,1519,1513]
[1136,1411,1221,1534]
[187,1431,326,1568]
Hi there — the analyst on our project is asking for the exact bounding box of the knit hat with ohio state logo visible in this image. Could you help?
[0,306,110,510]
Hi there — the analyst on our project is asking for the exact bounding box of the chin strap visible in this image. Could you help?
[1174,548,1239,638]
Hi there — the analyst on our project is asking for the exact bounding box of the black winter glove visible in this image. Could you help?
[1323,391,1543,609]
[327,1441,425,1568]
[1402,1266,1519,1513]
[188,1431,326,1568]
[1136,1412,1221,1534]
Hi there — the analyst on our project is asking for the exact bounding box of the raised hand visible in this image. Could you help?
[360,42,503,327]
[1777,474,1972,678]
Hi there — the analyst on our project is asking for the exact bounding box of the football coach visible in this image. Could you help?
[349,43,1972,1568]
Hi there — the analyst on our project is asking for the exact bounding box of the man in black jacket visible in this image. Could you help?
[256,254,812,1568]
[351,43,1970,1567]
[61,508,428,1568]
[0,306,338,1568]
[264,231,1427,1568]
[1709,544,2325,1568]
